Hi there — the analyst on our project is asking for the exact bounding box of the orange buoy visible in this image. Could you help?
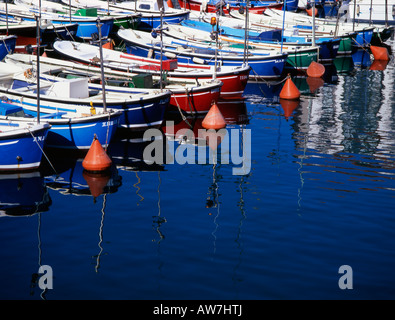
[82,135,112,172]
[102,40,114,50]
[306,7,318,16]
[279,98,299,120]
[42,51,47,57]
[202,103,226,130]
[83,171,111,202]
[279,76,300,100]
[369,59,389,71]
[307,61,326,78]
[306,76,325,93]
[200,129,226,150]
[370,45,389,61]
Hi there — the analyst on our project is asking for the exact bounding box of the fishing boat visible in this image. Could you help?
[116,28,288,79]
[15,0,142,34]
[51,40,251,98]
[0,2,115,40]
[0,17,78,53]
[0,62,126,149]
[177,0,283,15]
[0,34,16,60]
[346,0,395,25]
[179,18,337,64]
[230,8,374,52]
[56,0,191,30]
[0,59,172,133]
[0,104,50,171]
[6,52,221,116]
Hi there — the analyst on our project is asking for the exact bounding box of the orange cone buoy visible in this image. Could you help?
[202,103,226,130]
[370,45,389,61]
[42,51,47,57]
[369,59,389,71]
[306,76,325,93]
[279,98,299,120]
[200,129,226,150]
[82,135,112,172]
[279,76,300,100]
[307,61,326,78]
[83,171,111,202]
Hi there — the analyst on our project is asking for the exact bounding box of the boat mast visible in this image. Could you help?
[5,0,8,36]
[96,18,107,113]
[352,0,356,31]
[243,0,250,63]
[385,0,388,27]
[36,1,41,124]
[369,0,373,25]
[159,7,164,91]
[312,0,316,48]
[281,0,286,53]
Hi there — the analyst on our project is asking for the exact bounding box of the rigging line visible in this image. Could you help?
[133,171,144,204]
[28,127,58,175]
[95,193,107,273]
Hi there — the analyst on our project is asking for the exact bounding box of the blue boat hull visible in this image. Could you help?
[138,11,190,30]
[0,121,50,171]
[123,39,286,79]
[0,35,16,61]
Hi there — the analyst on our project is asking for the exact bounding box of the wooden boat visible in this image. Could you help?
[0,2,115,40]
[116,28,288,79]
[0,19,78,53]
[51,40,251,98]
[180,18,337,64]
[14,0,142,33]
[177,0,283,15]
[0,108,50,171]
[1,59,171,132]
[6,52,222,114]
[346,0,395,25]
[57,0,191,30]
[257,8,376,47]
[229,8,373,54]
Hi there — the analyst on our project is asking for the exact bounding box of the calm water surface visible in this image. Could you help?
[1,41,395,300]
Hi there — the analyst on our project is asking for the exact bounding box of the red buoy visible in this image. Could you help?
[370,45,389,61]
[306,7,318,16]
[82,136,112,172]
[369,59,389,71]
[279,76,300,100]
[306,76,325,93]
[83,171,110,202]
[280,99,299,120]
[307,61,326,78]
[202,103,226,130]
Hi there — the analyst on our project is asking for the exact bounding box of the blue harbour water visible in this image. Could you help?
[1,41,395,300]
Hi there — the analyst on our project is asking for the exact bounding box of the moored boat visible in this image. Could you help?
[116,28,288,79]
[0,106,50,171]
[51,40,251,97]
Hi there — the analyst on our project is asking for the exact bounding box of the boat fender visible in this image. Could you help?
[164,52,177,59]
[192,57,207,64]
[147,49,154,58]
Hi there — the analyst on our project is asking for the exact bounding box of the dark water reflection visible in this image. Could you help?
[0,41,395,300]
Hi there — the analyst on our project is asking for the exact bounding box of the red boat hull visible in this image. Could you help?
[169,81,223,114]
[119,54,251,99]
[177,0,282,14]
